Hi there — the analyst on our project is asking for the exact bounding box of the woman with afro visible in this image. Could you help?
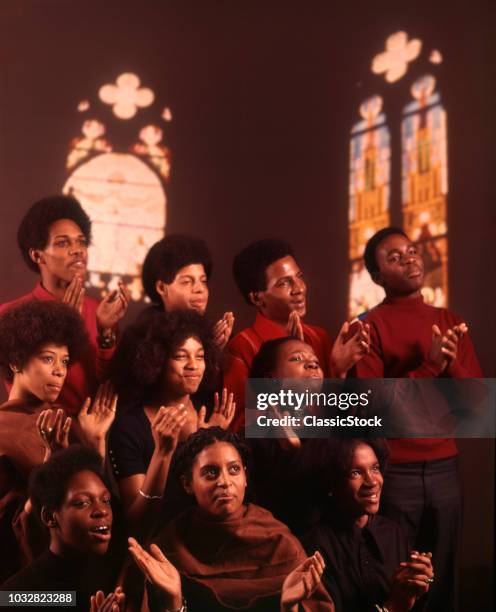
[0,300,117,582]
[108,309,235,534]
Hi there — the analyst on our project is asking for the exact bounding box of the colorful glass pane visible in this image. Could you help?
[348,96,390,317]
[402,74,448,307]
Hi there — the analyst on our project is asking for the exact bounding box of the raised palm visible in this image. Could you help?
[128,538,182,604]
[198,388,236,429]
[77,381,117,439]
[281,552,325,610]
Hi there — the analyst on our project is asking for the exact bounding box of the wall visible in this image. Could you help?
[0,0,494,606]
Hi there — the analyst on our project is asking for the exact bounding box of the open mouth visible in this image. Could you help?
[360,492,380,502]
[90,525,111,540]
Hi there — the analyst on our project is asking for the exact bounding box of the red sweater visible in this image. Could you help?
[354,295,483,462]
[0,283,116,416]
[224,312,335,431]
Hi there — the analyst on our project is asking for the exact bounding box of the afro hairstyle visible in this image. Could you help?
[110,308,217,400]
[0,300,89,382]
[29,445,105,522]
[17,195,92,273]
[142,235,212,304]
[232,239,295,304]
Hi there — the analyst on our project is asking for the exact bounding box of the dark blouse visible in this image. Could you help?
[249,438,333,535]
[303,505,410,612]
[108,403,154,481]
[2,550,114,611]
[108,404,192,525]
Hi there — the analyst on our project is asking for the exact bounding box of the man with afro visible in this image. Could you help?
[0,195,130,415]
[141,234,234,350]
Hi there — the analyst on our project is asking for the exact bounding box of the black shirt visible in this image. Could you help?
[1,550,115,612]
[303,505,410,612]
[108,404,192,525]
[108,404,153,481]
[249,438,333,535]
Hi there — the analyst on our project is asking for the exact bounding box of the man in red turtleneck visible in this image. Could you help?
[354,226,482,612]
[224,239,370,431]
[0,195,129,415]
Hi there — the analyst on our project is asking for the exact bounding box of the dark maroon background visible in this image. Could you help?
[0,0,494,607]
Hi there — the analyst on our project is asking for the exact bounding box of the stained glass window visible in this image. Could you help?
[402,75,448,307]
[348,96,390,317]
[62,73,171,301]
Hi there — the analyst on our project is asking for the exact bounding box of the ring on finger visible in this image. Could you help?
[426,577,434,584]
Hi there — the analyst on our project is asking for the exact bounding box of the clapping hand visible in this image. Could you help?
[269,404,301,450]
[287,311,304,341]
[198,388,236,430]
[213,312,235,351]
[77,381,118,457]
[128,537,182,611]
[398,551,434,597]
[331,320,370,377]
[90,587,125,612]
[151,405,188,455]
[62,274,85,314]
[387,551,434,611]
[96,281,131,334]
[36,408,72,461]
[280,552,325,611]
[430,324,466,373]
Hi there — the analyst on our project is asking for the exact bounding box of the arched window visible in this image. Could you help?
[61,73,172,301]
[348,96,390,317]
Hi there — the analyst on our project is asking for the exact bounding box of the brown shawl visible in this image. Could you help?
[156,503,333,610]
[0,401,47,477]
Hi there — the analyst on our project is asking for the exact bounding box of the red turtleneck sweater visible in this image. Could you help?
[224,312,335,431]
[354,295,483,462]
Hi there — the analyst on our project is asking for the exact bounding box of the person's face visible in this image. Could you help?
[184,441,247,520]
[374,234,424,297]
[31,219,88,284]
[13,343,69,403]
[273,340,324,395]
[51,470,112,556]
[252,256,307,324]
[163,336,206,397]
[157,264,209,314]
[336,443,383,520]
[272,339,323,382]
